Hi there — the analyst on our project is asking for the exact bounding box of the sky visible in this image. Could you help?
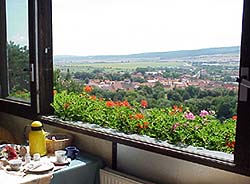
[6,0,29,46]
[7,0,244,56]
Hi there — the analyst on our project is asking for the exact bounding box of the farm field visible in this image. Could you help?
[54,60,187,73]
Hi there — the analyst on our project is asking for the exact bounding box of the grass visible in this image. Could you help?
[54,60,187,73]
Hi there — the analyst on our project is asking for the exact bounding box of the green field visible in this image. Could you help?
[54,60,187,73]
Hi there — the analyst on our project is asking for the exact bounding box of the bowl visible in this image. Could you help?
[9,159,22,171]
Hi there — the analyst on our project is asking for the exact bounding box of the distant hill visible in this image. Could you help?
[54,46,240,63]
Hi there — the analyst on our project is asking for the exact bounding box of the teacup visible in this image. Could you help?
[9,159,22,171]
[65,146,79,159]
[55,150,67,163]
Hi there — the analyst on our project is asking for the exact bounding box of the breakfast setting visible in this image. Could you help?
[0,121,81,184]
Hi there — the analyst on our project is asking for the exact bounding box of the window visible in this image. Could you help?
[2,0,250,176]
[0,0,53,117]
[51,0,241,160]
[5,0,30,103]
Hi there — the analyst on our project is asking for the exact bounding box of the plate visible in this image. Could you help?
[27,162,54,173]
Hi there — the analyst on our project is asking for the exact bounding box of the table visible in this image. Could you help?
[0,152,104,184]
[51,152,104,184]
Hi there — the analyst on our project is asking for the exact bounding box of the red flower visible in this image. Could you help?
[106,101,115,107]
[173,105,178,111]
[141,100,148,108]
[115,101,122,106]
[84,85,92,93]
[64,103,70,109]
[232,116,237,121]
[143,122,149,128]
[135,113,144,120]
[172,105,182,112]
[122,100,130,107]
[90,95,96,100]
[137,124,144,129]
[226,141,235,148]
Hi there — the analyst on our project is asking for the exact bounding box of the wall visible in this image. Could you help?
[117,144,250,184]
[0,112,250,184]
[0,112,112,167]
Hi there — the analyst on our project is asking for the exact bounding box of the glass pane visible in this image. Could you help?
[5,0,30,103]
[52,0,242,160]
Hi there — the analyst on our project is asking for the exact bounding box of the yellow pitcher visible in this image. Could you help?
[29,121,47,156]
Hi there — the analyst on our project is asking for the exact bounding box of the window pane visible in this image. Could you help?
[5,0,30,103]
[52,0,243,159]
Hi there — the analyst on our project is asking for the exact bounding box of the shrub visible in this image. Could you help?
[51,89,236,153]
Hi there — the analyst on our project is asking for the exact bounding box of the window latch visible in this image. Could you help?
[30,63,35,82]
[237,77,250,89]
[238,67,250,102]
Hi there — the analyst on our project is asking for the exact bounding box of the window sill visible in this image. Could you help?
[0,99,36,119]
[40,115,250,177]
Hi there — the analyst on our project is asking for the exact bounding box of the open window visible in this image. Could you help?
[0,0,53,118]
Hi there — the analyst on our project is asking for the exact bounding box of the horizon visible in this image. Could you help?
[53,45,240,57]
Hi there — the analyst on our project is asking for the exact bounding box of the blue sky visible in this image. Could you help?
[6,0,29,46]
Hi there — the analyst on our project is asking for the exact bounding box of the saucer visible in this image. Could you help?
[6,166,20,171]
[52,159,70,166]
[50,157,70,166]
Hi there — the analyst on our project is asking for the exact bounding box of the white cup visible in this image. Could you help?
[33,153,40,161]
[55,150,66,163]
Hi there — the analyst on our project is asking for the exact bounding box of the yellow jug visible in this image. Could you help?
[29,121,47,156]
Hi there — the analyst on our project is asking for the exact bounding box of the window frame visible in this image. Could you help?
[2,0,250,177]
[0,0,53,118]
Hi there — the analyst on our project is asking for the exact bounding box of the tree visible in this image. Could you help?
[7,41,29,92]
[167,90,182,102]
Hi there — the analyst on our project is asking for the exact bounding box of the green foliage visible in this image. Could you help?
[6,41,30,101]
[52,91,236,153]
[7,41,29,91]
[53,69,83,93]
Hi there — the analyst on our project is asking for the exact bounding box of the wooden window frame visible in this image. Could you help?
[0,0,53,118]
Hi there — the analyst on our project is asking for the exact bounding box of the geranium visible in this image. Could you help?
[141,100,148,108]
[226,141,235,148]
[199,110,209,117]
[232,116,237,121]
[172,123,180,131]
[184,112,195,120]
[121,100,130,107]
[52,91,236,154]
[106,101,115,107]
[137,123,144,129]
[135,113,144,120]
[84,85,92,93]
[143,122,149,128]
[173,105,182,112]
[90,95,96,100]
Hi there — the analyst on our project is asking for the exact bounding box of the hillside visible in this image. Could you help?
[54,46,240,63]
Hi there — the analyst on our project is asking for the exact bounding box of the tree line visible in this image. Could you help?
[54,69,237,121]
